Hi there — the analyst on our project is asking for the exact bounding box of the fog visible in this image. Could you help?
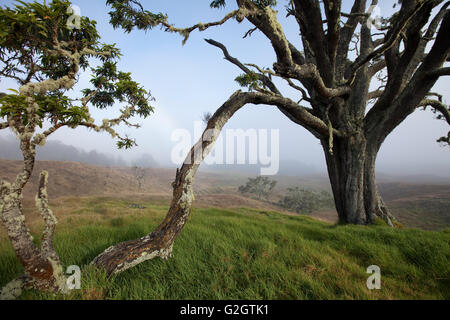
[0,134,159,168]
[0,0,449,178]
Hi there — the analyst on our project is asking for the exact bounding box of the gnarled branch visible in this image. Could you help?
[419,99,450,124]
[205,38,280,94]
[91,90,340,275]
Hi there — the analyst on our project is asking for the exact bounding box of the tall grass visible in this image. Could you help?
[0,197,449,299]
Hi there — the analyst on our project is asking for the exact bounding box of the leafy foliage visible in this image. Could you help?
[0,0,154,149]
[278,187,334,214]
[106,0,167,33]
[238,176,277,200]
[0,0,99,77]
[234,72,262,91]
[210,0,277,9]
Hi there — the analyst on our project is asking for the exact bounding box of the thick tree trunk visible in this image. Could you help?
[323,134,396,226]
[0,197,64,290]
[1,171,66,298]
[323,133,367,224]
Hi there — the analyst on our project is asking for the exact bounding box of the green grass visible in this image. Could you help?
[0,197,449,300]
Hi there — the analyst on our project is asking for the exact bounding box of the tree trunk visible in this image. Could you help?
[364,146,396,226]
[323,134,396,225]
[0,194,66,296]
[0,172,66,297]
[92,91,255,275]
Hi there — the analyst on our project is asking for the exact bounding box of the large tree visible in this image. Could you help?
[89,0,449,275]
[0,0,153,295]
[105,0,449,225]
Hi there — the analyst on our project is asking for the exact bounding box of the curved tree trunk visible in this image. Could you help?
[93,89,400,275]
[1,137,67,298]
[92,90,259,275]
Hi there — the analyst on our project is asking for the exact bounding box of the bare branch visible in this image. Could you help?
[283,78,312,103]
[243,27,257,38]
[92,89,340,274]
[428,67,450,77]
[238,1,294,66]
[337,0,367,72]
[0,122,9,130]
[162,10,241,45]
[348,0,433,83]
[427,92,443,101]
[205,38,280,94]
[274,63,351,98]
[368,59,387,77]
[292,0,333,84]
[365,9,450,146]
[368,90,384,100]
[419,99,450,124]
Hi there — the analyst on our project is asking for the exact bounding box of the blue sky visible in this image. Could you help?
[0,0,449,176]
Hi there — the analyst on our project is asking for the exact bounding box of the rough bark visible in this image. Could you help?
[323,133,396,225]
[0,171,66,298]
[1,129,67,297]
[323,133,367,224]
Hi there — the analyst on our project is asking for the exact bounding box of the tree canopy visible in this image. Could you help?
[0,0,154,150]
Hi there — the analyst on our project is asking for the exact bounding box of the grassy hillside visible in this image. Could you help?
[0,196,449,300]
[1,159,449,230]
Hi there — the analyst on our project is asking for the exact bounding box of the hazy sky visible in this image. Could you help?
[0,0,449,176]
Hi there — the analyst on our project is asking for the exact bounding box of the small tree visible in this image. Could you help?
[278,187,334,214]
[239,176,277,200]
[132,165,145,191]
[0,0,153,295]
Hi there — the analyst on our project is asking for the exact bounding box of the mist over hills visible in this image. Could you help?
[0,134,324,176]
[1,134,449,184]
[0,135,159,168]
[199,159,320,176]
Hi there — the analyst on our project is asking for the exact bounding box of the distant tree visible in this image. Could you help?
[133,152,159,168]
[132,165,145,191]
[279,187,334,214]
[0,0,153,296]
[239,176,277,200]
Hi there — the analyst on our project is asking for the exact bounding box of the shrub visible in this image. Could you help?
[278,187,334,214]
